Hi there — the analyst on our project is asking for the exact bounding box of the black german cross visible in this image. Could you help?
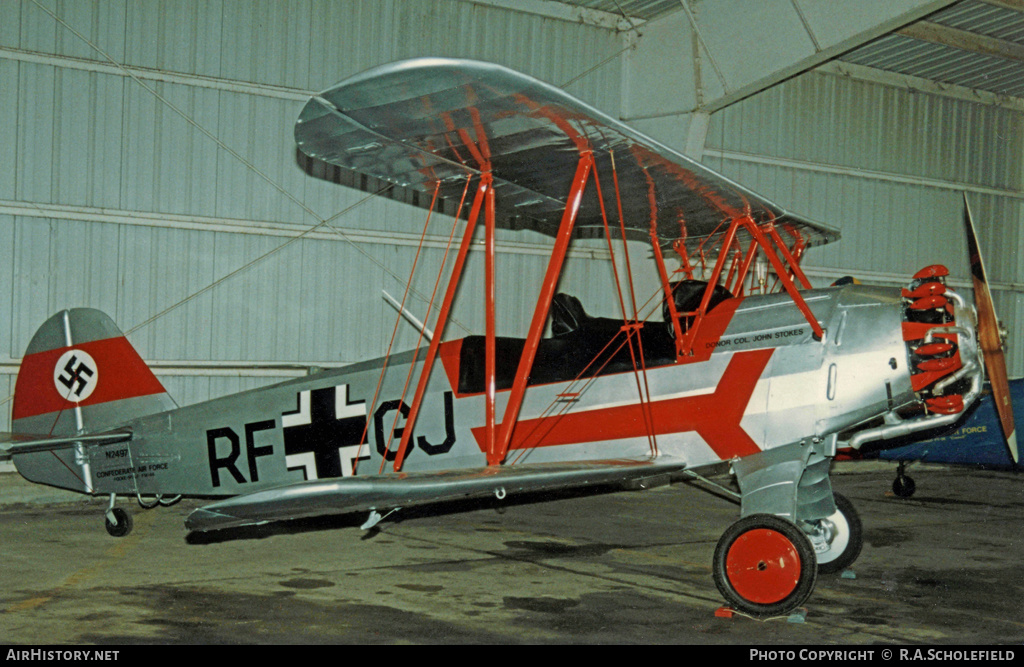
[282,385,368,479]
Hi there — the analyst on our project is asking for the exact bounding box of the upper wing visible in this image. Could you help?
[185,457,686,532]
[295,57,839,251]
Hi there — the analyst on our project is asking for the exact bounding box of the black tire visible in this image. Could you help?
[713,514,817,617]
[893,474,916,498]
[816,493,863,574]
[105,507,133,538]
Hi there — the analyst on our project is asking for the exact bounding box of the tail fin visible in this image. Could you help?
[13,309,176,436]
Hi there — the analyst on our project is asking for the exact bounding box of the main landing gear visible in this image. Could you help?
[810,493,863,574]
[713,515,817,618]
[712,494,864,617]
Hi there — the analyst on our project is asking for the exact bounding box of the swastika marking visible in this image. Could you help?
[53,350,98,402]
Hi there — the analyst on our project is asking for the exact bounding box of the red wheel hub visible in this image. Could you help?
[725,528,802,604]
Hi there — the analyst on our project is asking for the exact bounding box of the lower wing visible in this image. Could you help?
[186,457,687,532]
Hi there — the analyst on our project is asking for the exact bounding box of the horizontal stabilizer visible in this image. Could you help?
[185,457,686,533]
[0,429,132,456]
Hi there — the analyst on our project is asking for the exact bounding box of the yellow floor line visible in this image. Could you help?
[3,509,154,614]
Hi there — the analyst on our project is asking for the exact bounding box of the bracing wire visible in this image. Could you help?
[4,1,636,419]
[1,2,477,413]
[29,0,472,339]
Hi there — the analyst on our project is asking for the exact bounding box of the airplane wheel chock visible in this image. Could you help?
[814,493,863,574]
[104,506,133,538]
[713,514,817,618]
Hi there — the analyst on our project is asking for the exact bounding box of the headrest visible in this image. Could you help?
[550,293,588,336]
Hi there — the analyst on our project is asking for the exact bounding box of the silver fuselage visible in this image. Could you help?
[12,283,981,501]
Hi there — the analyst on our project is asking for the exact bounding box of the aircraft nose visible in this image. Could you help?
[900,266,981,416]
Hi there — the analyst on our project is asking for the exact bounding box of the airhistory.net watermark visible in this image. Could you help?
[6,650,119,662]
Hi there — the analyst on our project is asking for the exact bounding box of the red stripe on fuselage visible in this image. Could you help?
[438,338,464,396]
[471,348,774,460]
[13,336,166,421]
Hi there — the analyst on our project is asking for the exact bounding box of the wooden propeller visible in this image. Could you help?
[963,194,1017,464]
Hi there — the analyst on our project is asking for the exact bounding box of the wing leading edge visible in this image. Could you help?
[295,57,839,252]
[185,457,686,532]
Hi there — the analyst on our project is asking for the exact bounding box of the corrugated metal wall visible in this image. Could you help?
[702,69,1024,377]
[4,0,1022,436]
[0,0,628,430]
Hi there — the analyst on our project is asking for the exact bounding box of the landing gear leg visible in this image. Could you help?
[104,494,133,537]
[713,514,817,617]
[718,438,837,615]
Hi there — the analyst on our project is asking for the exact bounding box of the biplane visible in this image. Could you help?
[1,58,1017,618]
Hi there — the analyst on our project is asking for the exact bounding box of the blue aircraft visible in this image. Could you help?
[860,378,1023,496]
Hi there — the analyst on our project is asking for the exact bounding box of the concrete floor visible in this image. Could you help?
[0,462,1021,644]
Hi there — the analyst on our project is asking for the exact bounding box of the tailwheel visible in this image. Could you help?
[713,514,817,617]
[104,507,133,538]
[892,462,916,498]
[812,493,863,573]
[892,474,916,498]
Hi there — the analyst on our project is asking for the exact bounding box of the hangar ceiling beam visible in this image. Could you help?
[622,0,958,121]
[897,19,1024,63]
[978,0,1024,11]
[456,0,639,31]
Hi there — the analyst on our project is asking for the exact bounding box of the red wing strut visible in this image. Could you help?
[294,58,841,468]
